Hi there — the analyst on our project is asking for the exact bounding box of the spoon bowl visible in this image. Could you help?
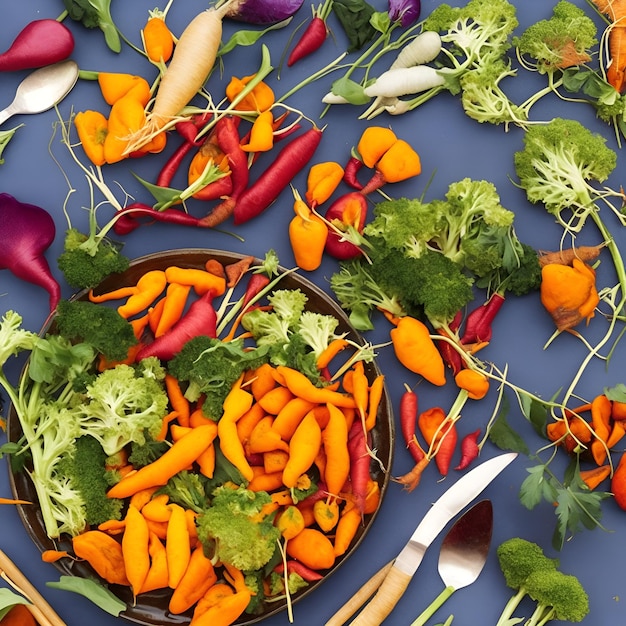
[0,60,79,126]
[410,499,493,626]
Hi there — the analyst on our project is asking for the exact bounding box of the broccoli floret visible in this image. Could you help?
[296,311,347,359]
[57,227,130,291]
[368,244,475,328]
[495,537,588,626]
[523,569,590,624]
[78,361,169,455]
[459,59,524,126]
[420,0,523,126]
[196,485,281,572]
[61,0,121,52]
[241,289,338,381]
[128,435,169,468]
[364,197,447,257]
[330,259,407,331]
[514,118,617,221]
[0,311,38,367]
[168,336,269,420]
[514,1,597,75]
[55,299,137,362]
[158,470,211,514]
[58,435,123,527]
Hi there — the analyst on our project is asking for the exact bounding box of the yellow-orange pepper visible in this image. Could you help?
[540,258,599,330]
[454,368,490,400]
[225,75,275,112]
[241,110,274,153]
[305,161,345,206]
[288,191,328,271]
[97,73,151,107]
[357,126,398,167]
[376,139,421,182]
[74,110,108,166]
[390,316,446,386]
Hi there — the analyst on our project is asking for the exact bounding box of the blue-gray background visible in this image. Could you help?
[0,1,624,624]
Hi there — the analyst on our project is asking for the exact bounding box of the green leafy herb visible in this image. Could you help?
[47,576,126,616]
[332,0,377,51]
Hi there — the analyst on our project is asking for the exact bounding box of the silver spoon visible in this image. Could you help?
[0,59,79,126]
[410,499,494,626]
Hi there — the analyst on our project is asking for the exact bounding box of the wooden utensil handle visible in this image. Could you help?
[324,561,393,626]
[350,565,411,625]
[0,549,66,626]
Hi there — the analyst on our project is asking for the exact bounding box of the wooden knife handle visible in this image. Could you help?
[324,561,393,626]
[350,565,411,625]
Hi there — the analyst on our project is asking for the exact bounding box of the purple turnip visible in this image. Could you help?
[223,0,305,24]
[0,193,61,312]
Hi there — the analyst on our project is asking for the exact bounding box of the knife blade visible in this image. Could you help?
[341,451,517,626]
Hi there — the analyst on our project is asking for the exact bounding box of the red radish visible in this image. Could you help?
[0,20,74,72]
[0,193,60,312]
[287,0,333,67]
[136,289,218,361]
[233,126,323,225]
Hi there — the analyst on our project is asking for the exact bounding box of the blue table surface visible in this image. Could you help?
[1,1,625,625]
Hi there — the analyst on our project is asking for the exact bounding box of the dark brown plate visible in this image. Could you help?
[8,249,394,625]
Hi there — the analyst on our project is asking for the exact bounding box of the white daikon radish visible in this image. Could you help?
[363,65,445,98]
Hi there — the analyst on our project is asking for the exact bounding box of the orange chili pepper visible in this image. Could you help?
[357,126,398,168]
[143,9,175,63]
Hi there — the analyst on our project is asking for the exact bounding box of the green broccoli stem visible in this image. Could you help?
[526,603,556,626]
[494,587,527,626]
[409,585,456,626]
[589,209,626,309]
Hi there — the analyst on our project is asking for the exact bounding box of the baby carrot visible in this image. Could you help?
[107,424,217,498]
[122,505,151,598]
[166,504,191,589]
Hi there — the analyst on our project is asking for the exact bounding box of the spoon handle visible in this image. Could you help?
[409,585,456,626]
[0,106,15,126]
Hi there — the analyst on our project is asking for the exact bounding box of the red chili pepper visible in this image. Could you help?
[232,126,324,225]
[400,384,424,463]
[112,202,202,235]
[288,16,328,66]
[135,289,218,361]
[324,192,368,260]
[460,292,506,345]
[199,116,250,226]
[434,420,458,476]
[274,560,324,581]
[156,141,196,188]
[436,310,464,375]
[454,429,481,471]
[343,155,364,190]
[174,112,213,144]
[242,273,271,307]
